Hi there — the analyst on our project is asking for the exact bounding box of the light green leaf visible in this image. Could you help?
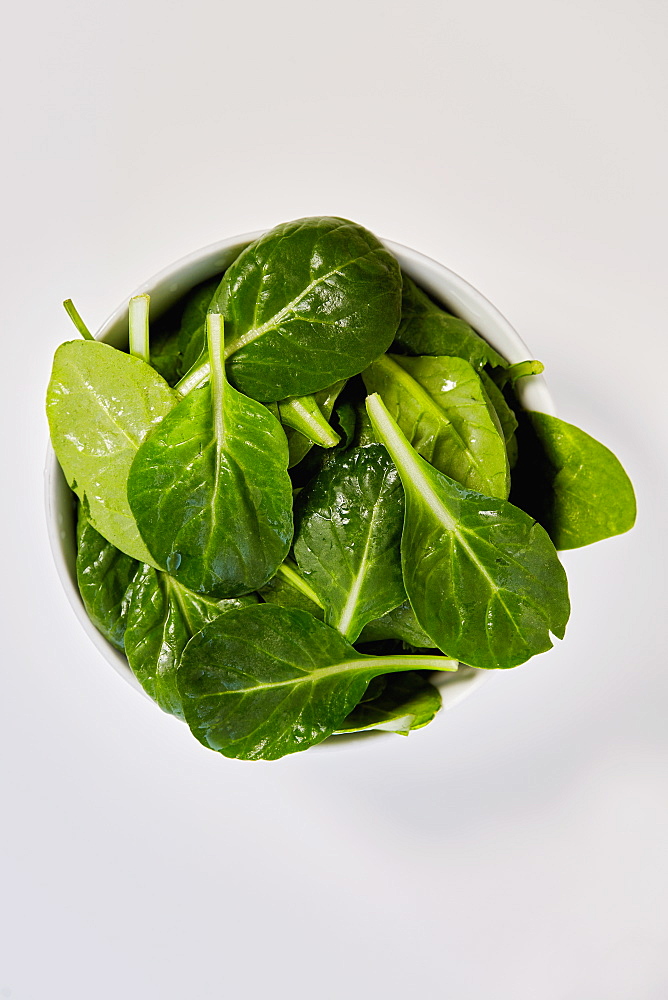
[47,340,176,564]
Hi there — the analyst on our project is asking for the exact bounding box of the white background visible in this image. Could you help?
[1,1,667,998]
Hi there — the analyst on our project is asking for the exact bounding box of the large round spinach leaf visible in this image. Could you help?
[210,217,402,401]
[177,604,457,760]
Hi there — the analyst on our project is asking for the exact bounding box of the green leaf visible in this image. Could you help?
[258,561,325,619]
[177,604,457,760]
[480,370,519,467]
[127,316,293,596]
[75,504,139,651]
[46,340,176,564]
[334,672,442,734]
[356,600,434,647]
[294,445,406,641]
[178,277,221,374]
[511,412,637,549]
[362,353,510,499]
[393,274,506,370]
[366,393,570,669]
[124,565,258,718]
[150,327,183,385]
[210,217,402,401]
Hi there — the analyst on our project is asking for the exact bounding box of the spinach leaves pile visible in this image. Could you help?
[47,216,636,760]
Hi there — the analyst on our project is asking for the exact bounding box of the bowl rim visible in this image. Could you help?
[44,228,556,718]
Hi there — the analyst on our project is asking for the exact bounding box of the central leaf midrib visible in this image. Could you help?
[334,483,387,640]
[194,653,457,698]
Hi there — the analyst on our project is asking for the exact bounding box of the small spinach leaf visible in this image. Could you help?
[393,274,506,370]
[177,604,457,760]
[510,411,637,549]
[356,600,434,647]
[124,565,257,718]
[480,370,519,467]
[258,560,325,619]
[366,393,570,669]
[47,340,176,564]
[334,672,442,734]
[75,504,139,651]
[294,445,406,641]
[210,217,402,401]
[127,316,293,597]
[178,277,221,374]
[362,354,509,499]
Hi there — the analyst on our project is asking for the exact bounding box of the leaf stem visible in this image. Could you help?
[207,313,225,449]
[278,395,340,448]
[63,299,94,340]
[129,295,150,364]
[174,357,210,397]
[276,560,324,609]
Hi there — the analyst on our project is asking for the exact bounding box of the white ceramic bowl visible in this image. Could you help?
[45,230,555,720]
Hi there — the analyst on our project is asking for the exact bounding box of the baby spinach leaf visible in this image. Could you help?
[124,565,257,718]
[178,277,221,374]
[281,381,346,467]
[75,505,139,651]
[177,604,457,760]
[258,560,325,619]
[47,340,176,564]
[294,445,406,641]
[127,315,293,597]
[210,217,402,401]
[480,370,519,467]
[356,600,434,647]
[393,274,506,370]
[510,411,637,549]
[150,328,183,385]
[334,672,442,735]
[362,354,510,499]
[366,393,570,669]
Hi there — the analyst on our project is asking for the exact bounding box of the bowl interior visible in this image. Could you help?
[45,232,555,717]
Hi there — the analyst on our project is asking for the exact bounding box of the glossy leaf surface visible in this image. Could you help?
[294,445,405,641]
[393,274,506,370]
[75,506,139,651]
[357,600,434,647]
[47,340,175,563]
[362,353,509,498]
[511,411,637,549]
[211,217,402,401]
[124,565,257,718]
[177,604,457,760]
[178,277,220,374]
[335,672,442,734]
[366,394,570,669]
[128,320,293,596]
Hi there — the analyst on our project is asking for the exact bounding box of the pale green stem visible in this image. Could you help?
[174,358,210,397]
[129,295,150,364]
[63,299,94,340]
[276,560,325,609]
[278,395,340,448]
[207,313,225,450]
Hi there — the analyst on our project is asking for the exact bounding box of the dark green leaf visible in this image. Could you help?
[294,445,406,641]
[278,381,345,467]
[124,565,257,718]
[128,319,293,596]
[362,354,509,499]
[150,328,183,385]
[510,411,637,549]
[393,274,506,370]
[178,278,221,374]
[211,217,402,401]
[366,393,570,669]
[357,600,434,647]
[334,672,442,734]
[480,370,519,467]
[258,562,325,619]
[177,604,457,760]
[46,340,176,564]
[75,504,139,651]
